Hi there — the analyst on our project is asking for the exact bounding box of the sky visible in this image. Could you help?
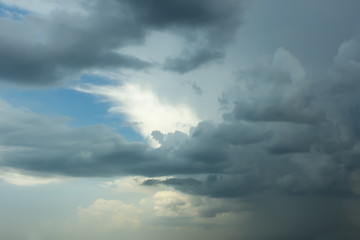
[1,0,360,239]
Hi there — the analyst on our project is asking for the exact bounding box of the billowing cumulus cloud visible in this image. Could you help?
[149,44,360,201]
[77,198,141,228]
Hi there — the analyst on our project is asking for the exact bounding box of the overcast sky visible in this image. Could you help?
[1,0,360,239]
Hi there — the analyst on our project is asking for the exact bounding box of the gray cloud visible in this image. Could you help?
[0,100,232,177]
[2,40,360,198]
[0,0,244,85]
[2,36,360,238]
[0,1,150,85]
[224,67,325,125]
[164,49,225,74]
[121,0,240,27]
[142,41,360,203]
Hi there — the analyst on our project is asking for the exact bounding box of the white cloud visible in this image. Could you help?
[77,198,141,228]
[74,83,200,146]
[152,191,194,217]
[334,37,360,70]
[273,47,306,81]
[0,168,62,186]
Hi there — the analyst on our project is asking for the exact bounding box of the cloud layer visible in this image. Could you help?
[1,1,360,239]
[2,43,360,198]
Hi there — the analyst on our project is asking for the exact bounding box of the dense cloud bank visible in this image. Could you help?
[2,42,360,199]
[0,0,243,85]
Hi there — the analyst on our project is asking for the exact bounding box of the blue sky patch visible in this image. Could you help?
[0,87,143,142]
[0,3,28,20]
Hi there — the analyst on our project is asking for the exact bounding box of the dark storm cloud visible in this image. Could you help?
[121,0,241,28]
[121,0,243,49]
[224,68,325,125]
[0,1,150,85]
[143,174,264,198]
[0,41,151,85]
[157,0,243,73]
[0,0,244,85]
[142,40,360,202]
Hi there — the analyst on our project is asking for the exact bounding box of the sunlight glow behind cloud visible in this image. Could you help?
[0,168,62,186]
[75,83,200,145]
